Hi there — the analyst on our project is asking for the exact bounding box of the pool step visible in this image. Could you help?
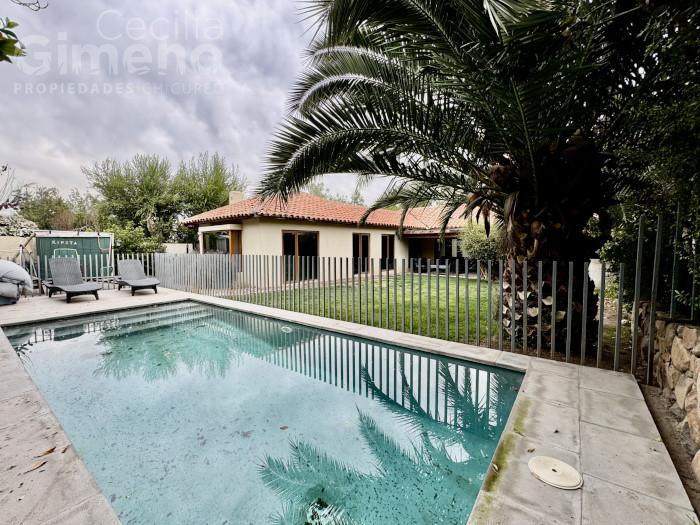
[5,303,213,346]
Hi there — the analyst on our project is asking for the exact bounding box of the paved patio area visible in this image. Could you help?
[0,289,696,524]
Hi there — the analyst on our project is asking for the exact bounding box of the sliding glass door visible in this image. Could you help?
[282,231,318,281]
[353,233,369,274]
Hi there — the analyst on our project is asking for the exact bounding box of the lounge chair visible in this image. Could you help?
[116,259,160,296]
[46,258,102,303]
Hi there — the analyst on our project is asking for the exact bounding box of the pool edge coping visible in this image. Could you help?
[0,289,696,525]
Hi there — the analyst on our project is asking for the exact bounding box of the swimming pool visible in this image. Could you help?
[5,301,522,524]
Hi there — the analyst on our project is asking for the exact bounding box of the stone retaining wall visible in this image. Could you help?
[653,318,700,473]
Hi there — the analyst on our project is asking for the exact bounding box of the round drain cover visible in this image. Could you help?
[280,326,293,334]
[528,456,583,490]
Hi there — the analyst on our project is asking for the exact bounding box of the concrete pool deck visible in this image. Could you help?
[0,289,697,524]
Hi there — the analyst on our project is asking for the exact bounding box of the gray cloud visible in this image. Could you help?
[0,0,387,202]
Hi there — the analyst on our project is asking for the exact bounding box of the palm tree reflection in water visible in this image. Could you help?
[260,356,520,525]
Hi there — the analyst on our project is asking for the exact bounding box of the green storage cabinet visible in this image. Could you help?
[36,234,113,280]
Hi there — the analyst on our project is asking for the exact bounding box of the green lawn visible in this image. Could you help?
[246,275,509,348]
[237,272,630,367]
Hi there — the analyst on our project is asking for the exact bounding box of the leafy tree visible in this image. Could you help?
[305,180,364,205]
[83,155,180,243]
[349,187,364,205]
[259,0,695,351]
[173,152,247,243]
[107,222,164,253]
[599,15,700,315]
[0,164,22,210]
[17,186,72,229]
[174,152,247,215]
[2,2,48,63]
[0,17,23,63]
[67,189,103,231]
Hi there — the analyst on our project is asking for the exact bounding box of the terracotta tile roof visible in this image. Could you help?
[182,192,471,233]
[182,192,403,228]
[403,205,470,232]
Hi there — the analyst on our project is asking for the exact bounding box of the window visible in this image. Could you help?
[282,231,318,281]
[381,235,395,270]
[353,233,370,274]
[203,232,229,254]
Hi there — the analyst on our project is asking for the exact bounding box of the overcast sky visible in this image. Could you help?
[1,1,376,201]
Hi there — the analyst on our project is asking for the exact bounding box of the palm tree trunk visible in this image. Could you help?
[503,235,598,355]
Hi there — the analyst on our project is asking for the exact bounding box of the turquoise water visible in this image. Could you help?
[6,301,522,525]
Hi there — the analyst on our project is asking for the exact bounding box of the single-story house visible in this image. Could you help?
[182,191,470,275]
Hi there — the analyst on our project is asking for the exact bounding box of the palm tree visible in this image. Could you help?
[258,0,690,351]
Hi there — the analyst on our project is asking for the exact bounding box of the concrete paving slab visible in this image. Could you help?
[38,494,121,525]
[444,342,502,366]
[0,412,110,525]
[496,352,532,372]
[581,474,697,525]
[579,366,643,400]
[513,394,581,453]
[521,369,580,408]
[0,389,48,431]
[0,289,191,327]
[482,431,582,524]
[529,357,580,380]
[580,387,661,440]
[468,490,559,525]
[0,365,36,403]
[580,422,693,510]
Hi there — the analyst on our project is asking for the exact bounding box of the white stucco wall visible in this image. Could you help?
[239,218,408,263]
[0,236,35,261]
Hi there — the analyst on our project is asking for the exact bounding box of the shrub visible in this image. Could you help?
[458,221,505,262]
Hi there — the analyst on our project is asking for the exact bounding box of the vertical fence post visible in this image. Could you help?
[614,263,625,371]
[536,261,542,357]
[581,262,589,365]
[346,258,350,322]
[551,261,557,359]
[369,258,375,326]
[427,260,432,337]
[435,259,440,339]
[670,201,681,318]
[455,259,460,342]
[465,258,470,344]
[352,258,356,323]
[365,258,369,325]
[410,259,414,334]
[499,260,504,351]
[523,260,529,354]
[691,247,697,323]
[442,261,448,339]
[476,260,481,347]
[647,215,664,384]
[596,262,606,368]
[418,260,423,336]
[487,261,492,347]
[402,258,406,332]
[511,259,516,353]
[393,259,398,331]
[379,259,383,328]
[333,257,338,320]
[565,261,573,363]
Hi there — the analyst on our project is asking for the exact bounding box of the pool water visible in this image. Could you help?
[6,301,522,525]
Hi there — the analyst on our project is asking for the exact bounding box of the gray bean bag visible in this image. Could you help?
[0,260,33,305]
